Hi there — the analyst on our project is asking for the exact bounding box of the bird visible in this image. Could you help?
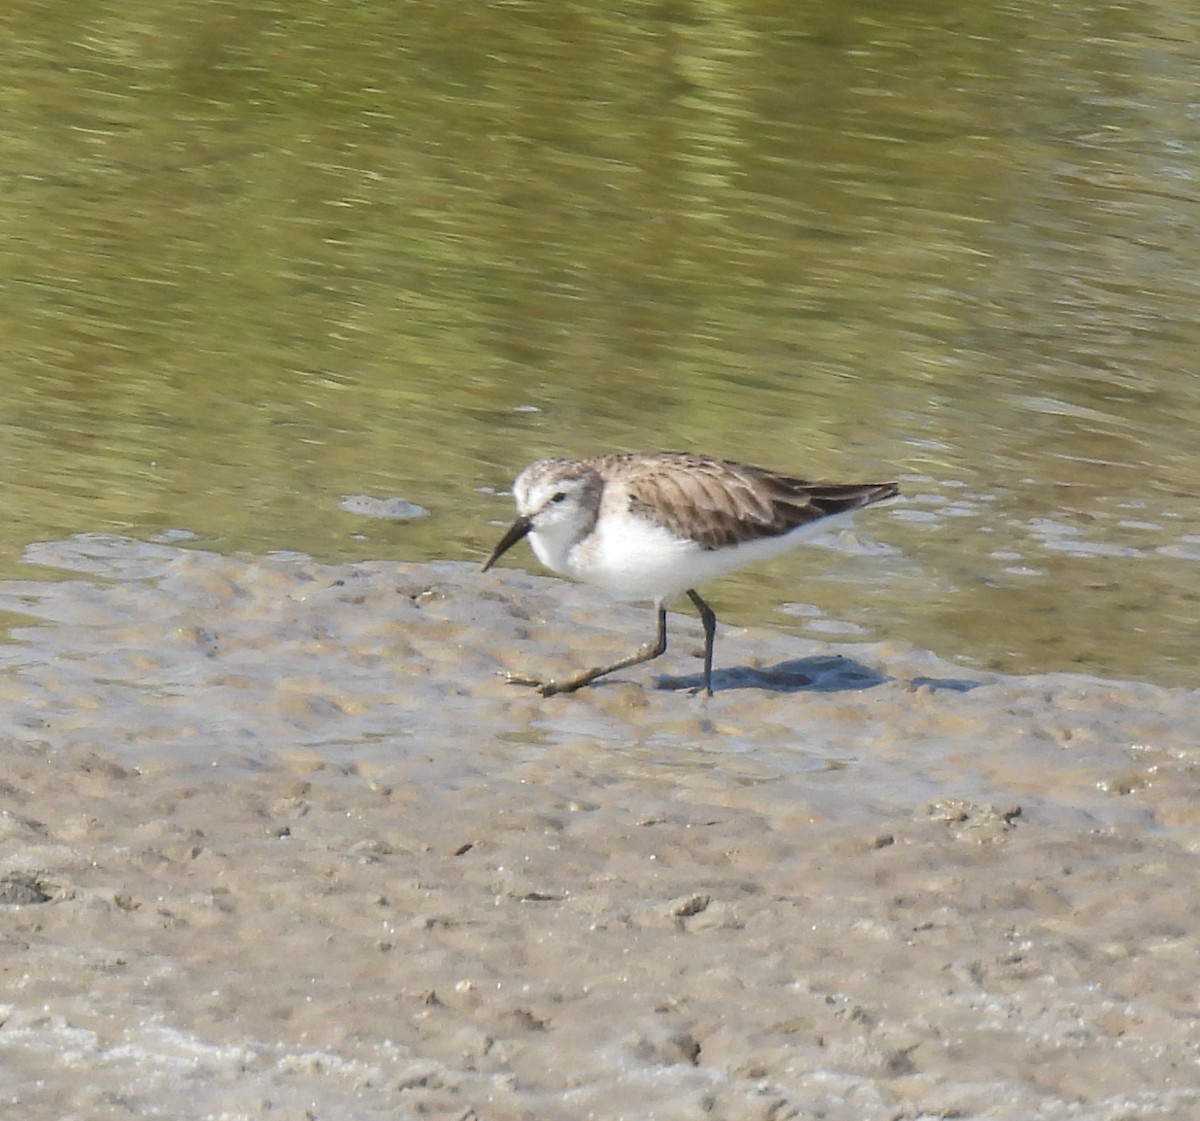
[482,452,898,697]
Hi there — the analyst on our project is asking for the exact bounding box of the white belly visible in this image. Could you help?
[545,511,844,602]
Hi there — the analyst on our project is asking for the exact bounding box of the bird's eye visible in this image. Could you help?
[551,491,567,503]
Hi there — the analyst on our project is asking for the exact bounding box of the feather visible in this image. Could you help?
[586,452,897,550]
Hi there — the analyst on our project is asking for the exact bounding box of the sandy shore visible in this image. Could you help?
[0,535,1196,1120]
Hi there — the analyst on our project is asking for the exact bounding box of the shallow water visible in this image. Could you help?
[2,2,1200,685]
[0,538,1197,1119]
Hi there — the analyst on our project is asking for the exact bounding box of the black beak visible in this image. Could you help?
[482,515,533,571]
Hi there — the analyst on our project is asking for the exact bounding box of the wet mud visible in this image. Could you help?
[0,536,1196,1120]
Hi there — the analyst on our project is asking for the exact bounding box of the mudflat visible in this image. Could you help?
[0,536,1195,1119]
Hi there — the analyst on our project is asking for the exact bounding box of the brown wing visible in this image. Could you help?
[593,453,897,551]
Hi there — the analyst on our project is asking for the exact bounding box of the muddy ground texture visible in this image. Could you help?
[0,535,1196,1120]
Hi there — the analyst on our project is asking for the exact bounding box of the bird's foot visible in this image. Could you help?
[501,671,566,697]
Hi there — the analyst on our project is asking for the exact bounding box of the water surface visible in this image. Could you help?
[3,0,1199,683]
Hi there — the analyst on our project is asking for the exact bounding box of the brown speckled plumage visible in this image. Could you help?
[584,452,897,550]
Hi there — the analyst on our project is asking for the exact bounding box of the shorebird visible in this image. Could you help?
[483,452,897,696]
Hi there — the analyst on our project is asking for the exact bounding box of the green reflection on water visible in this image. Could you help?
[2,1,1199,685]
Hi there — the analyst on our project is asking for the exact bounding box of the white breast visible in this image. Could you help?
[563,508,844,601]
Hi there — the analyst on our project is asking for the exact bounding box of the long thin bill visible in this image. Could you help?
[481,515,532,571]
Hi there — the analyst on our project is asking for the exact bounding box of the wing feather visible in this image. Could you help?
[589,452,896,551]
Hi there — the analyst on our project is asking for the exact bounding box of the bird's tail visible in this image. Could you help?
[803,480,899,518]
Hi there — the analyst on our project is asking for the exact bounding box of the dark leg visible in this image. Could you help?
[507,604,669,697]
[686,589,717,697]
